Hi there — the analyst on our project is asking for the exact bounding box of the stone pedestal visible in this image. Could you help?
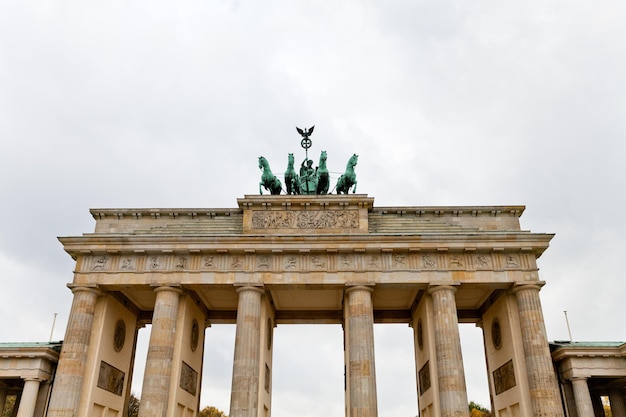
[15,378,41,417]
[428,285,468,417]
[230,286,265,417]
[47,286,100,417]
[139,286,183,417]
[344,285,378,417]
[513,284,564,417]
[570,378,593,417]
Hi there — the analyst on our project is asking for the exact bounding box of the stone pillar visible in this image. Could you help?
[47,285,100,417]
[512,283,564,417]
[344,285,378,417]
[570,378,594,417]
[15,379,41,417]
[139,286,183,417]
[609,388,626,417]
[428,285,468,417]
[229,286,265,417]
[0,387,7,416]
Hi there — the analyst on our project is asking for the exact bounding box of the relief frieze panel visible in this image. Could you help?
[251,209,359,229]
[79,251,533,274]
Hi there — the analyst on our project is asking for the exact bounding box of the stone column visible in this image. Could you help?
[344,286,378,417]
[47,285,100,417]
[512,283,564,417]
[0,387,7,416]
[139,286,183,417]
[570,378,594,417]
[15,379,41,417]
[229,286,265,417]
[428,285,468,417]
[609,388,626,417]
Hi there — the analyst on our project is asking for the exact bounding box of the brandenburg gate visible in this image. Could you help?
[47,194,564,417]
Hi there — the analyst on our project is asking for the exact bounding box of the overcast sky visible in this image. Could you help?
[1,1,625,416]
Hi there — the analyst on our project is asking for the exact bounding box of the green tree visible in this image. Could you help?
[198,405,228,417]
[2,395,16,417]
[469,400,491,417]
[127,393,140,417]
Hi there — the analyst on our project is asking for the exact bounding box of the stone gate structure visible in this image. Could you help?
[46,194,565,417]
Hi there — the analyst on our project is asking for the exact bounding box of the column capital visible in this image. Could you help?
[427,284,459,295]
[511,281,546,294]
[235,285,265,295]
[22,377,43,383]
[66,284,102,296]
[569,376,589,382]
[345,285,374,295]
[152,285,183,295]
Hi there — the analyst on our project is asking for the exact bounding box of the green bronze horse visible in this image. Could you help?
[284,153,299,195]
[316,150,329,194]
[258,156,282,195]
[336,153,358,194]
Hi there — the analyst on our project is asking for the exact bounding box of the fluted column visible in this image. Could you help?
[139,286,183,417]
[0,387,7,416]
[344,285,378,417]
[229,286,265,417]
[15,378,41,417]
[428,285,468,417]
[609,388,626,417]
[47,285,100,417]
[570,378,594,417]
[512,283,564,417]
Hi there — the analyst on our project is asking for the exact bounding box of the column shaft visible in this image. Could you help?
[513,284,564,417]
[345,286,378,417]
[16,379,41,417]
[0,388,7,416]
[609,388,626,417]
[429,285,468,417]
[47,286,100,417]
[570,378,594,417]
[139,286,182,417]
[229,286,264,417]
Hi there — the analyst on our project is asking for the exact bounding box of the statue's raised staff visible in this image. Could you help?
[335,153,358,194]
[258,156,282,195]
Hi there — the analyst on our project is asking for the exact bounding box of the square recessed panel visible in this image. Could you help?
[372,288,419,310]
[197,288,239,310]
[270,289,343,310]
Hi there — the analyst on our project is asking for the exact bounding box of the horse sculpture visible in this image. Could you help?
[316,150,329,194]
[284,153,299,195]
[258,156,282,195]
[335,153,358,194]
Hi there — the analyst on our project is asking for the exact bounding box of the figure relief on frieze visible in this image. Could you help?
[120,257,135,270]
[257,255,270,269]
[505,254,519,268]
[475,254,492,269]
[92,256,109,270]
[203,256,215,269]
[284,256,298,270]
[175,256,188,269]
[421,254,437,269]
[311,255,327,269]
[149,256,161,270]
[449,255,464,268]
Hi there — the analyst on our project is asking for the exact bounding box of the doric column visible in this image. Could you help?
[344,285,378,417]
[512,283,564,417]
[229,286,265,417]
[609,388,626,417]
[139,286,183,417]
[570,377,594,417]
[15,378,41,417]
[47,285,100,417]
[428,285,468,417]
[0,387,7,416]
